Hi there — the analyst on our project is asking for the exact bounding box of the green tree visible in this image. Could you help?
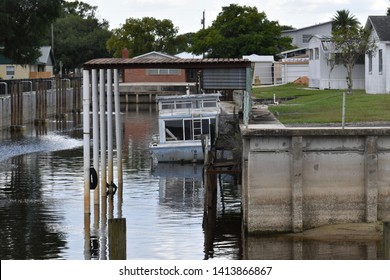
[107,17,179,57]
[332,9,359,31]
[189,4,293,58]
[0,0,62,65]
[331,10,376,93]
[47,1,112,75]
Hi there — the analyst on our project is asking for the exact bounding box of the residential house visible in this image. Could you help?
[308,35,365,90]
[282,21,332,49]
[0,46,55,79]
[123,51,197,84]
[365,16,390,94]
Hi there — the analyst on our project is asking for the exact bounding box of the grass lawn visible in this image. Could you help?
[252,83,390,125]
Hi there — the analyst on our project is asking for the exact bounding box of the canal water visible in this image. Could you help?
[0,104,385,260]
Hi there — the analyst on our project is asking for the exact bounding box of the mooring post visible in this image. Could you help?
[384,221,390,260]
[92,69,100,206]
[106,69,114,220]
[83,70,91,215]
[100,69,107,199]
[114,69,123,215]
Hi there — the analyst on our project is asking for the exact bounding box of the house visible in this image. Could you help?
[308,35,365,90]
[122,51,197,84]
[365,16,390,94]
[0,46,55,79]
[282,21,332,49]
[243,54,274,85]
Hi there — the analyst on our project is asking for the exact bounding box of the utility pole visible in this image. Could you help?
[201,10,205,29]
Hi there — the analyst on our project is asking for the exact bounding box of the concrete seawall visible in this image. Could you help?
[241,126,390,233]
[0,88,79,131]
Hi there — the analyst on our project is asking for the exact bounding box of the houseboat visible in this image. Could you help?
[150,93,221,163]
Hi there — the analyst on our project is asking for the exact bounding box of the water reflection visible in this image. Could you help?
[1,104,387,260]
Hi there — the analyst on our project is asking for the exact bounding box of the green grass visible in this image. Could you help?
[252,84,390,124]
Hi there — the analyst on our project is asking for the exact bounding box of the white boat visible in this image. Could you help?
[150,93,221,163]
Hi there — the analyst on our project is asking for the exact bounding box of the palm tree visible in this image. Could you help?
[332,10,360,32]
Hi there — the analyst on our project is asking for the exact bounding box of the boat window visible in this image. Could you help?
[202,119,210,135]
[176,101,192,109]
[184,120,192,140]
[203,101,217,108]
[165,120,183,141]
[161,102,174,109]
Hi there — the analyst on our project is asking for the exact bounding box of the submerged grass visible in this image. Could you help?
[252,84,390,125]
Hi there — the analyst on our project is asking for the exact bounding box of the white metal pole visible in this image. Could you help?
[107,69,113,190]
[83,69,91,215]
[92,69,100,205]
[100,69,107,198]
[114,69,123,216]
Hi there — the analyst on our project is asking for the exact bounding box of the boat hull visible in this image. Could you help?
[150,141,205,163]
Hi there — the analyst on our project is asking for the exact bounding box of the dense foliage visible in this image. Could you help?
[189,4,293,58]
[106,17,179,58]
[48,1,112,74]
[0,0,62,64]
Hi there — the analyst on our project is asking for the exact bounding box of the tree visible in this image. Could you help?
[0,0,62,65]
[107,17,179,58]
[331,9,359,31]
[189,4,293,58]
[331,10,376,93]
[46,1,112,75]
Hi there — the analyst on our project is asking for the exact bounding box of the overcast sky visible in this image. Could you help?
[72,0,389,33]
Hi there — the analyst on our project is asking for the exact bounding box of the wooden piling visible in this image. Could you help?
[108,218,127,260]
[384,221,390,260]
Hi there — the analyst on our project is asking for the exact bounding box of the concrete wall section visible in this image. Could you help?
[242,128,390,233]
[0,88,79,130]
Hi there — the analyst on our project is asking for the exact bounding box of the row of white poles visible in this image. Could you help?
[83,68,123,217]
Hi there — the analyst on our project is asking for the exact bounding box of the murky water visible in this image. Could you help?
[0,104,386,260]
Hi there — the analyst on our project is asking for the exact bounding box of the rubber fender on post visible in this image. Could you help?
[90,167,98,190]
[106,181,117,196]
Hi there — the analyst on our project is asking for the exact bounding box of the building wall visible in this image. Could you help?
[242,128,390,233]
[366,41,390,94]
[124,68,187,83]
[308,36,365,90]
[0,65,30,79]
[282,22,332,49]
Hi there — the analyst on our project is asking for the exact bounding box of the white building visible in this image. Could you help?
[365,16,390,94]
[308,35,365,90]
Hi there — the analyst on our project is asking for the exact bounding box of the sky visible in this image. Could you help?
[71,0,389,33]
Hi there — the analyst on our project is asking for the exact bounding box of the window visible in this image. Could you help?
[309,49,313,60]
[315,48,319,60]
[147,69,180,75]
[6,66,15,76]
[368,53,373,74]
[165,120,183,141]
[302,34,312,43]
[379,49,383,74]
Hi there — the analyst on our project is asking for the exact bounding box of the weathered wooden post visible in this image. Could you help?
[108,218,127,260]
[384,221,390,260]
[203,171,217,259]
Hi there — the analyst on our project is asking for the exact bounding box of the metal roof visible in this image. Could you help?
[83,57,251,70]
